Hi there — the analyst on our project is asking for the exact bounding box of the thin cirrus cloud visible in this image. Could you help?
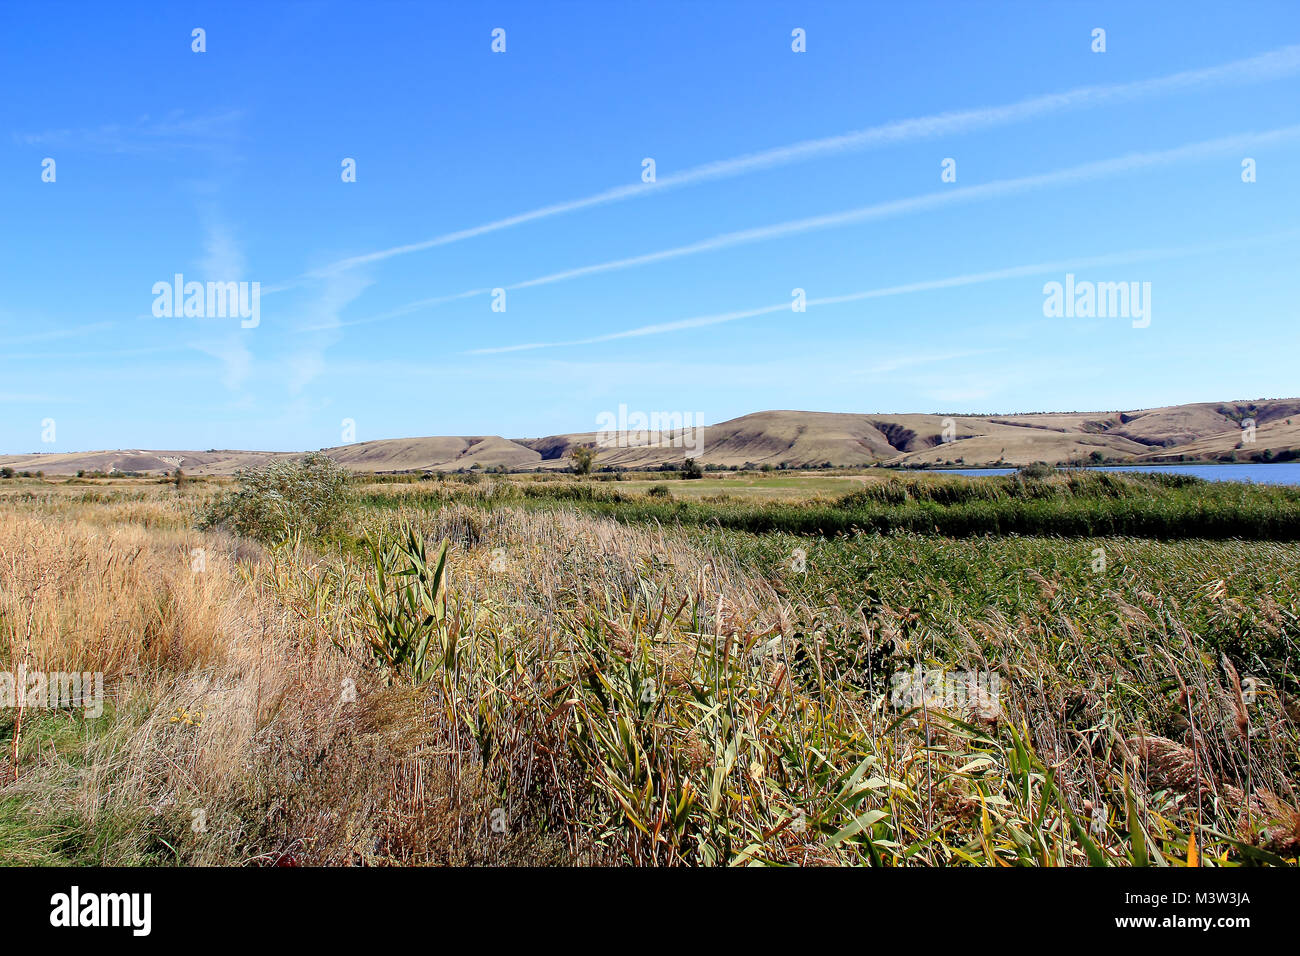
[296,288,488,332]
[356,125,1300,339]
[0,321,116,347]
[500,126,1300,292]
[435,127,1300,352]
[862,349,1006,376]
[14,109,244,155]
[466,229,1300,355]
[284,272,375,392]
[300,43,1300,279]
[185,219,256,391]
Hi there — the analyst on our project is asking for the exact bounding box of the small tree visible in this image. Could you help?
[571,444,596,476]
[682,457,704,479]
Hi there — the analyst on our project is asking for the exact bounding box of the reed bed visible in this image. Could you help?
[1,478,1297,865]
[357,471,1300,540]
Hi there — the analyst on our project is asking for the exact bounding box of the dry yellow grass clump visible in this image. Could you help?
[0,501,520,865]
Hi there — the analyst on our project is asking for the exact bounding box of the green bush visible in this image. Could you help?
[362,525,453,684]
[198,452,352,544]
[1017,462,1055,479]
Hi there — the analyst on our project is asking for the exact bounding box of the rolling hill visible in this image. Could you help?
[4,399,1297,475]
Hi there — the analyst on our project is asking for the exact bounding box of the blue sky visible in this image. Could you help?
[2,0,1299,453]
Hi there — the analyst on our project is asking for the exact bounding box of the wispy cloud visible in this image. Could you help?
[500,126,1300,292]
[303,44,1300,277]
[14,109,244,156]
[186,219,254,390]
[365,125,1300,337]
[198,220,248,278]
[467,303,790,354]
[467,228,1300,355]
[296,287,485,333]
[862,349,1005,376]
[190,337,252,392]
[285,272,374,392]
[0,322,115,347]
[2,346,186,361]
[0,393,60,404]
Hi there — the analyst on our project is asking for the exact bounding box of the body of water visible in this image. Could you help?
[926,463,1300,485]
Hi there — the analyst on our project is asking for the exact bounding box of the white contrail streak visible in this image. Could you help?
[466,229,1300,355]
[296,288,489,332]
[501,126,1300,291]
[307,44,1300,277]
[329,125,1300,334]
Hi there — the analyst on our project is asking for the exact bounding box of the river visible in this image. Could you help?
[926,462,1300,485]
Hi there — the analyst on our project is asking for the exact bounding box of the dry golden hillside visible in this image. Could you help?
[4,399,1296,474]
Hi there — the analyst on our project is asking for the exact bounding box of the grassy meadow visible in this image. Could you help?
[1,464,1298,866]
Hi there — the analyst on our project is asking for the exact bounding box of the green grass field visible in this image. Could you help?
[612,473,873,498]
[356,469,1300,540]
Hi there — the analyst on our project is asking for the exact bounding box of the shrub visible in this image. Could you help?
[1017,462,1055,479]
[647,484,671,499]
[571,444,596,475]
[198,452,351,544]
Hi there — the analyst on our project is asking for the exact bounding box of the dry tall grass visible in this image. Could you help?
[2,482,1297,865]
[0,496,555,864]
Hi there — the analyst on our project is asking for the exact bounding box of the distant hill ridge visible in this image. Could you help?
[5,399,1299,475]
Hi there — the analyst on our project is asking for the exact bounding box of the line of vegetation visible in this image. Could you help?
[356,469,1300,540]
